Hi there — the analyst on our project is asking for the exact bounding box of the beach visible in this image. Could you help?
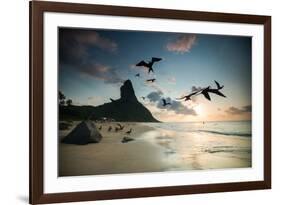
[59,121,251,176]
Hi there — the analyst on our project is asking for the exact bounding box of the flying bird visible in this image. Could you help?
[200,86,226,101]
[176,91,200,101]
[126,128,132,135]
[162,99,171,106]
[214,80,224,90]
[146,78,156,83]
[135,73,140,77]
[136,57,162,74]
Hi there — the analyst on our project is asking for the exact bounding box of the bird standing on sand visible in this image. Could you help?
[126,128,132,135]
[108,126,112,132]
[146,78,156,83]
[115,127,120,132]
[117,123,125,130]
[162,99,171,106]
[136,57,162,74]
[98,125,102,130]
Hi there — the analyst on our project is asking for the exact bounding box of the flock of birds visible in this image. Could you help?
[98,123,134,143]
[99,57,227,143]
[134,57,226,106]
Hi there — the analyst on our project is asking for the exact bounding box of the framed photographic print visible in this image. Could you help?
[30,1,271,204]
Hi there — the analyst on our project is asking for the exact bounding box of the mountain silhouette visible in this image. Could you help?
[59,80,159,122]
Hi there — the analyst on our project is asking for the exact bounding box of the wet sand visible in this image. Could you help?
[59,121,251,176]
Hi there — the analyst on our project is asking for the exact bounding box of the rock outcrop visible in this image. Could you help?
[61,120,102,145]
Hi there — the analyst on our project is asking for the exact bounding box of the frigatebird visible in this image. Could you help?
[200,86,226,101]
[126,128,132,135]
[117,123,124,130]
[162,99,171,106]
[176,91,199,101]
[136,57,162,74]
[146,78,156,83]
[135,73,140,77]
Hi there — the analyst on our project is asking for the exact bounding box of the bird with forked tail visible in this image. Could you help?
[136,57,162,74]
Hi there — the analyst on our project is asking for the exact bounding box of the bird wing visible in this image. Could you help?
[176,96,186,100]
[212,90,226,97]
[136,61,148,67]
[188,91,200,97]
[214,80,220,89]
[202,92,211,101]
[151,57,162,63]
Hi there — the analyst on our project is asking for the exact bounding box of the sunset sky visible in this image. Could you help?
[59,28,252,122]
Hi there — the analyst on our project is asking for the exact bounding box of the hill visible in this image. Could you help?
[59,80,159,122]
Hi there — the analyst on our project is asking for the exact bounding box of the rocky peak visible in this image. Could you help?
[120,80,137,102]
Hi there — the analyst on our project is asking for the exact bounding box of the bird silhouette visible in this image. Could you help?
[176,91,199,101]
[136,57,162,74]
[200,86,226,101]
[117,123,124,130]
[162,99,171,106]
[115,127,120,132]
[214,80,224,90]
[135,73,140,77]
[146,78,156,83]
[126,128,132,135]
[98,125,102,130]
[108,126,112,132]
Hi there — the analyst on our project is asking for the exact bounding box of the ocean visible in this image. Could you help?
[145,121,251,138]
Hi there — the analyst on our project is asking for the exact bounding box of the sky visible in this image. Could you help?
[59,28,252,122]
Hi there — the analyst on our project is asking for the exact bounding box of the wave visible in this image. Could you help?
[197,130,251,137]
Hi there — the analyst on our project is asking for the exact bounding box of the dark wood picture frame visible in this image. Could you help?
[30,1,271,204]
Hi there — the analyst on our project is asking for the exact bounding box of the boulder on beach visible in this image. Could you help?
[61,120,102,145]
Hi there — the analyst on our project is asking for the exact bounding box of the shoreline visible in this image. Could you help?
[59,121,251,176]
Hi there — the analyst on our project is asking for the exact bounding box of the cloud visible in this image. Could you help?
[167,76,176,84]
[75,31,117,52]
[146,91,196,116]
[80,62,124,84]
[147,91,163,102]
[191,86,203,92]
[225,105,252,115]
[166,34,196,53]
[59,29,123,84]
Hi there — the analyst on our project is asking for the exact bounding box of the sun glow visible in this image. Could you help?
[194,105,204,116]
